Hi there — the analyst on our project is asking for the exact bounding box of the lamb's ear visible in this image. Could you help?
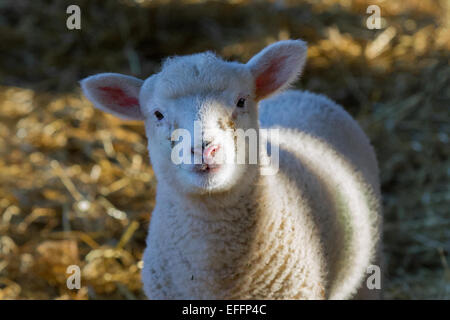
[80,73,144,120]
[246,40,307,101]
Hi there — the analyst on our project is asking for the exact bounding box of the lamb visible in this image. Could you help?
[80,40,382,300]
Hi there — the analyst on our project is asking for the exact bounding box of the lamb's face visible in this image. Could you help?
[140,55,259,194]
[80,40,307,196]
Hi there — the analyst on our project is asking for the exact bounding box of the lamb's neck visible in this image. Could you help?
[180,167,264,218]
[154,172,310,298]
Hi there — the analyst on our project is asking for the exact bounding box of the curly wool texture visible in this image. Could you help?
[142,90,382,300]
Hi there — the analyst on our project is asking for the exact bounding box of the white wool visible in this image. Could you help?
[155,52,249,100]
[80,40,382,300]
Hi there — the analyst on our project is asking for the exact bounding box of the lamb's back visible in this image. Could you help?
[259,90,382,299]
[259,90,379,188]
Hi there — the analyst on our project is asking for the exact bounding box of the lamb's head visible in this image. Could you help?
[81,40,307,195]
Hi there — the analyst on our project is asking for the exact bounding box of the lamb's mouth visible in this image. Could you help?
[193,163,222,174]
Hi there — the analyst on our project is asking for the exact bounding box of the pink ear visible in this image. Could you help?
[80,73,144,120]
[247,40,307,101]
[254,55,289,99]
[98,86,140,108]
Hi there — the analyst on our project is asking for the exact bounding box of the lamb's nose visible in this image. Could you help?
[203,144,220,164]
[191,141,213,155]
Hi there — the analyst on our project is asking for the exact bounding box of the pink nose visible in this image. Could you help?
[203,144,220,164]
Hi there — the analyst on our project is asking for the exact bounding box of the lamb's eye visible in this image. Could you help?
[154,110,164,120]
[236,98,246,108]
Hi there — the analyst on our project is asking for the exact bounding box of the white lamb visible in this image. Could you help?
[80,40,382,300]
